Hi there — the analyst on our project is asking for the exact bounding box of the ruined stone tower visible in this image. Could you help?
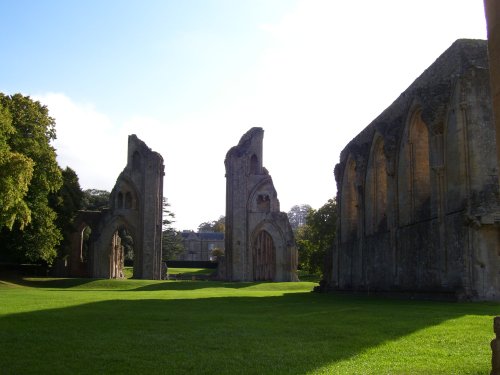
[66,135,164,280]
[223,127,298,282]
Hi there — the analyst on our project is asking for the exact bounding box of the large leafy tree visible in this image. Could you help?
[0,102,34,230]
[0,93,63,264]
[295,198,337,276]
[49,167,83,258]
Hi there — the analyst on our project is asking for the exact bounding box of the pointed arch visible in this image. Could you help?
[444,99,467,212]
[365,133,388,234]
[341,154,358,242]
[250,154,259,174]
[398,108,431,225]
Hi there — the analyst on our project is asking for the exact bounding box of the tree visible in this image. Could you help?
[0,93,63,264]
[81,189,110,210]
[197,216,225,232]
[49,167,84,258]
[295,198,337,276]
[287,204,312,230]
[0,101,34,230]
[162,198,184,260]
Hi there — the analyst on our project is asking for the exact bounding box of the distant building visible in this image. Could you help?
[177,231,224,261]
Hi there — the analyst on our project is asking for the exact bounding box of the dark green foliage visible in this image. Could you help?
[0,102,34,230]
[81,189,110,210]
[295,198,337,276]
[162,229,184,260]
[162,198,184,260]
[49,167,83,258]
[0,93,62,264]
[119,227,134,261]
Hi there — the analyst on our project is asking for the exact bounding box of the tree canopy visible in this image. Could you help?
[0,93,63,264]
[197,216,225,233]
[0,101,34,230]
[81,189,110,210]
[49,167,83,258]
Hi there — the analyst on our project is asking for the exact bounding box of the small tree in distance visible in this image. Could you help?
[294,199,337,276]
[162,198,184,260]
[287,204,312,230]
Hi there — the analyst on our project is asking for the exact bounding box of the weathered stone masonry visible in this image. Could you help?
[222,127,298,282]
[330,39,500,300]
[66,135,164,280]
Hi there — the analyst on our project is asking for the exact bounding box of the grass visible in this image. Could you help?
[123,267,216,279]
[167,267,216,276]
[0,276,498,374]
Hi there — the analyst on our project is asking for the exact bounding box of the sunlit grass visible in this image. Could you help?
[168,267,216,276]
[0,276,498,374]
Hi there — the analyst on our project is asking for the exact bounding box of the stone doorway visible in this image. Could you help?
[253,230,276,281]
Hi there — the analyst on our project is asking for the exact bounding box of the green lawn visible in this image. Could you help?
[0,276,498,374]
[123,267,216,279]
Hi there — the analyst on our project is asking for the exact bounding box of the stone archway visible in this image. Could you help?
[64,135,164,280]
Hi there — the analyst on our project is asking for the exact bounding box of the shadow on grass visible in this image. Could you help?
[133,280,264,291]
[0,290,498,374]
[2,276,287,291]
[1,275,96,289]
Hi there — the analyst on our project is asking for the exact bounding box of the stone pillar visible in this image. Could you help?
[484,0,500,179]
[492,316,500,375]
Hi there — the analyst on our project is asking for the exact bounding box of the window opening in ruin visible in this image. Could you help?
[117,192,124,209]
[410,111,431,221]
[253,230,276,281]
[257,194,271,212]
[125,192,133,209]
[398,109,431,224]
[250,154,259,174]
[80,226,92,263]
[341,156,358,242]
[365,137,387,234]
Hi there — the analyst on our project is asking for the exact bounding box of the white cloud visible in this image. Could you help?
[38,93,127,191]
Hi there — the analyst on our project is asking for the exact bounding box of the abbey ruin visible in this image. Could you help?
[65,135,164,279]
[221,128,298,282]
[329,39,500,300]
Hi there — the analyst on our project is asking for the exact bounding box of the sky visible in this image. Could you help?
[0,0,488,231]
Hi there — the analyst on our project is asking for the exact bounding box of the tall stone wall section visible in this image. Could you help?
[66,134,164,280]
[484,0,500,172]
[330,39,500,300]
[223,128,298,282]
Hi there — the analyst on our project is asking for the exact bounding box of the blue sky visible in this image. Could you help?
[0,0,488,230]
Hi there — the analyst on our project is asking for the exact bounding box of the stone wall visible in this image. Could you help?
[330,39,500,300]
[223,127,298,281]
[66,135,164,280]
[484,0,500,172]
